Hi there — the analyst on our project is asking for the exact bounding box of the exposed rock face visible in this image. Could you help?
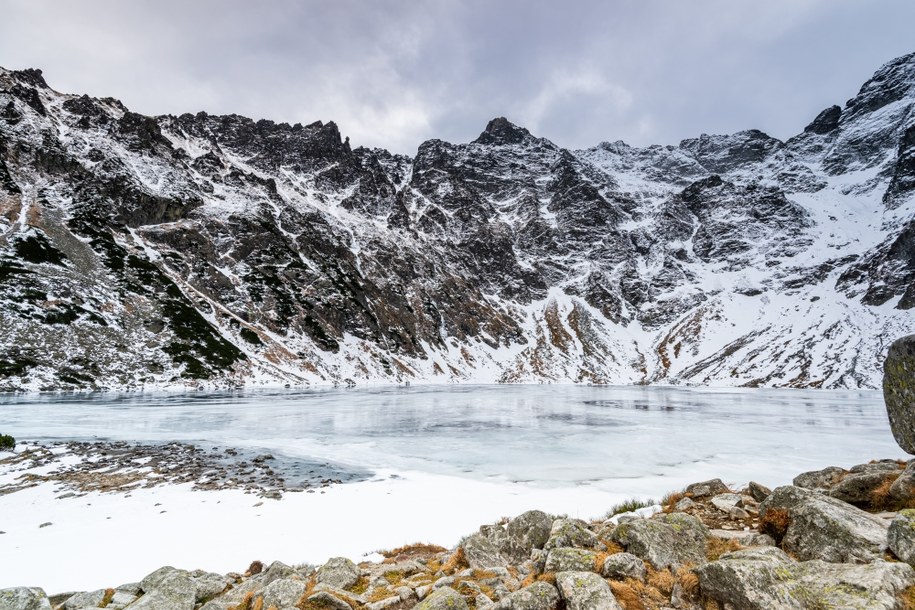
[885,334,915,453]
[0,588,52,610]
[696,547,915,610]
[555,572,622,610]
[610,512,709,569]
[889,509,915,567]
[760,485,890,563]
[415,587,468,610]
[315,557,361,590]
[1,52,915,390]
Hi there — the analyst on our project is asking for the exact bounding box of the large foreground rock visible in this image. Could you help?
[0,588,52,610]
[889,509,915,566]
[543,519,598,550]
[492,582,559,610]
[555,572,622,610]
[503,510,554,562]
[885,334,915,455]
[696,546,915,610]
[415,586,468,610]
[610,512,708,569]
[316,557,361,590]
[132,566,196,610]
[761,485,889,562]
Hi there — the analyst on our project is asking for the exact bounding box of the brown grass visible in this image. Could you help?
[246,560,264,576]
[901,586,915,610]
[706,538,742,561]
[230,592,256,610]
[536,572,556,585]
[99,589,115,608]
[609,580,646,610]
[380,542,448,563]
[348,576,370,594]
[675,566,700,600]
[661,491,686,512]
[871,474,902,509]
[702,599,723,610]
[646,567,675,597]
[441,547,468,573]
[759,507,790,543]
[252,597,264,610]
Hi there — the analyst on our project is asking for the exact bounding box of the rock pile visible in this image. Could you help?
[6,465,915,610]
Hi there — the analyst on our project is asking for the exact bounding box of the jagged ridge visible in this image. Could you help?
[1,53,914,391]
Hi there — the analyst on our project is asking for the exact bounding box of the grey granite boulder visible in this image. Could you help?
[891,461,915,500]
[543,519,598,551]
[555,572,622,610]
[307,591,353,610]
[600,553,646,581]
[415,586,468,610]
[889,509,915,566]
[684,478,729,498]
[543,548,598,573]
[793,465,847,490]
[697,546,915,610]
[63,590,106,609]
[262,578,307,608]
[462,533,508,569]
[610,512,708,569]
[747,481,772,502]
[503,510,553,562]
[0,588,52,610]
[492,581,559,610]
[828,470,899,506]
[885,334,915,454]
[761,485,889,563]
[132,566,196,610]
[315,557,360,590]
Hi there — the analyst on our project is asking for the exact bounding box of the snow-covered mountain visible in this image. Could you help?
[1,53,914,391]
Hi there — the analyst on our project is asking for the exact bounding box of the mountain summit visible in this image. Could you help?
[0,53,914,391]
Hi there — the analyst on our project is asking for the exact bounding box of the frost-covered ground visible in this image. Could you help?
[0,385,905,593]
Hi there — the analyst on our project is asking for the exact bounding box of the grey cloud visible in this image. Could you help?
[0,0,913,154]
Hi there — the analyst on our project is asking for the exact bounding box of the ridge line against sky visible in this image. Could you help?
[1,0,914,155]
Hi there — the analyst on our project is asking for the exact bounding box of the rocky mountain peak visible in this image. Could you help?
[10,68,47,88]
[474,116,533,145]
[804,105,842,135]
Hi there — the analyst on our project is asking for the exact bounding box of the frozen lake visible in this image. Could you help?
[0,384,906,593]
[0,384,904,494]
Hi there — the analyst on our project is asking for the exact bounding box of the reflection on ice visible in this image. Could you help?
[0,384,902,494]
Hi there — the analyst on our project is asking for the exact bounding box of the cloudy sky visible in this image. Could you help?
[1,0,913,154]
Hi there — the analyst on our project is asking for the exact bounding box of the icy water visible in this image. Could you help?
[0,384,904,494]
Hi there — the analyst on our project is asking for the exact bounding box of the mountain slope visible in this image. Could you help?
[1,53,914,391]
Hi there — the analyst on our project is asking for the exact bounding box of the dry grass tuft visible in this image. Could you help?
[246,560,264,576]
[901,586,915,610]
[609,580,646,610]
[230,592,256,610]
[520,573,537,588]
[871,475,901,509]
[661,490,686,512]
[348,576,370,594]
[99,589,115,608]
[536,572,556,585]
[646,567,675,597]
[380,542,448,563]
[441,547,468,573]
[706,538,742,561]
[702,599,723,610]
[675,565,700,599]
[759,507,791,543]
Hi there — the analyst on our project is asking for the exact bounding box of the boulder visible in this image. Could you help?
[0,588,52,610]
[262,578,307,608]
[316,557,361,590]
[415,586,468,610]
[747,481,771,503]
[828,471,899,506]
[191,572,231,603]
[257,560,296,586]
[684,479,729,498]
[884,334,915,454]
[63,590,105,609]
[543,519,598,550]
[307,591,353,610]
[889,509,915,566]
[610,512,708,569]
[696,546,915,610]
[600,552,646,581]
[492,581,559,610]
[503,510,553,561]
[890,461,915,500]
[761,485,889,563]
[462,533,508,569]
[710,493,742,512]
[133,566,196,610]
[543,548,598,573]
[793,466,847,490]
[850,460,902,473]
[555,572,622,610]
